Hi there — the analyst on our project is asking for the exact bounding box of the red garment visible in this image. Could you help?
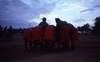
[23,28,31,42]
[44,25,55,42]
[31,26,43,43]
[72,28,79,42]
[60,25,70,43]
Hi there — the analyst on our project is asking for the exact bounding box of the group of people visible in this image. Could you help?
[23,17,79,51]
[0,25,13,41]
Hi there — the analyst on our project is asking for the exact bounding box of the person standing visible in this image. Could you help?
[39,17,48,33]
[38,17,48,49]
[55,18,70,51]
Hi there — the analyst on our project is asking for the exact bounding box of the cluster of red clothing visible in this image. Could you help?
[23,25,79,43]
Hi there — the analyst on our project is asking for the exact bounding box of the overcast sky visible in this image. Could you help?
[0,0,100,28]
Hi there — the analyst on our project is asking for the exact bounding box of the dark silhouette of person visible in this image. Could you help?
[55,19,79,50]
[3,26,8,40]
[55,18,62,42]
[39,17,48,49]
[67,23,74,49]
[55,18,63,40]
[39,17,48,31]
[55,18,78,51]
[39,17,49,40]
[55,18,70,50]
[68,23,79,50]
[0,25,3,40]
[8,25,13,40]
[55,18,69,37]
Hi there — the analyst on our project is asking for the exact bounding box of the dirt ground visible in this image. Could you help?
[0,34,100,62]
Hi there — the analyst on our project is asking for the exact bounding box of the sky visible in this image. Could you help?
[0,0,100,28]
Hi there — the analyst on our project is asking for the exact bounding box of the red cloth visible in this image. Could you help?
[72,28,79,42]
[44,25,55,42]
[23,28,31,42]
[31,26,43,43]
[60,25,70,43]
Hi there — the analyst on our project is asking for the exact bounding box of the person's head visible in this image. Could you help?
[55,18,60,23]
[42,17,46,22]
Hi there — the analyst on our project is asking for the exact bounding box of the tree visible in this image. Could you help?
[93,17,100,33]
[77,23,91,34]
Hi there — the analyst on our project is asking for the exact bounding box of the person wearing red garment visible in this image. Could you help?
[69,25,79,50]
[31,26,43,51]
[22,28,32,51]
[55,18,70,51]
[44,25,55,49]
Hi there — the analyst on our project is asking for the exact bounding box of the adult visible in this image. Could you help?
[39,17,49,49]
[22,28,32,51]
[44,25,55,50]
[68,23,79,50]
[31,26,43,51]
[8,25,13,40]
[55,18,70,51]
[0,25,3,41]
[39,17,48,33]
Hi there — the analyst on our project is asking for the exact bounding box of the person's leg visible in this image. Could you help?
[25,41,28,51]
[30,42,33,51]
[70,41,74,50]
